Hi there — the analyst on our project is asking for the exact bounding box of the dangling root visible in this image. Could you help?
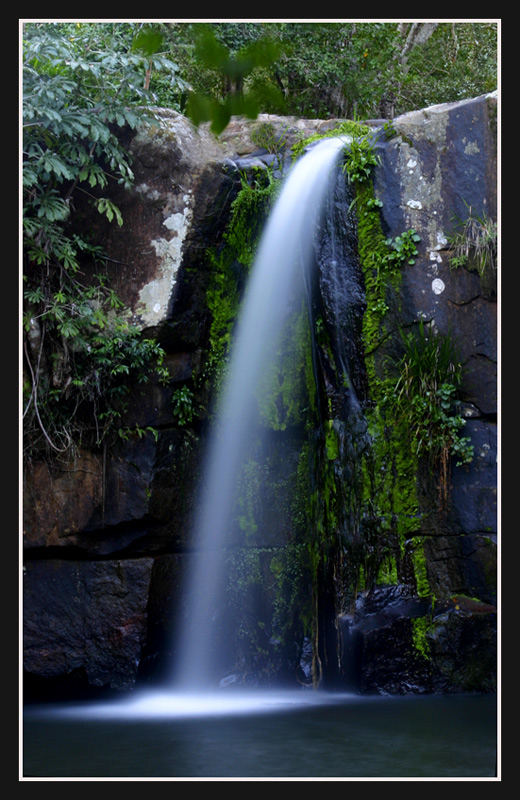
[437,445,451,512]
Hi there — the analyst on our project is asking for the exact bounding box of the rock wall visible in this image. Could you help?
[23,96,497,697]
[353,93,497,693]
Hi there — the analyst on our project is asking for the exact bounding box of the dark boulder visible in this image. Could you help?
[23,558,154,692]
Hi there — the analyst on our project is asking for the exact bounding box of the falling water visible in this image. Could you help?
[22,134,498,778]
[173,136,351,689]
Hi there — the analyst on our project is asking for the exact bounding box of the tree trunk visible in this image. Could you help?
[398,22,438,75]
[380,23,439,118]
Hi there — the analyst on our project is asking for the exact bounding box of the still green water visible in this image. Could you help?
[23,692,497,779]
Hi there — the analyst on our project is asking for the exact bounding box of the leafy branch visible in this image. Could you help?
[184,24,284,134]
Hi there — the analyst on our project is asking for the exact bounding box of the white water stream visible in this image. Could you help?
[173,135,350,691]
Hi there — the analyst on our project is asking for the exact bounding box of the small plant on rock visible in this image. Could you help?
[391,322,473,509]
[342,135,381,184]
[171,385,197,427]
[448,206,497,277]
[385,229,421,266]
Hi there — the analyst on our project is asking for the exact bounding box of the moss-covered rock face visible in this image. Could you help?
[276,96,497,694]
[338,95,497,693]
[23,96,497,696]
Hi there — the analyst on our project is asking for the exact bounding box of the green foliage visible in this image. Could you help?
[393,323,474,469]
[250,121,289,154]
[411,537,431,598]
[258,22,404,118]
[412,615,432,660]
[354,180,404,357]
[171,385,196,427]
[382,120,398,139]
[358,398,421,593]
[183,22,496,120]
[22,23,179,458]
[23,270,168,456]
[225,169,279,266]
[22,22,182,241]
[291,120,371,160]
[349,140,471,600]
[204,247,241,393]
[400,23,497,111]
[327,141,423,598]
[342,135,381,184]
[325,420,340,461]
[385,229,421,266]
[183,24,284,134]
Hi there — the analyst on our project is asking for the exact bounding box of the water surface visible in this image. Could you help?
[23,691,497,779]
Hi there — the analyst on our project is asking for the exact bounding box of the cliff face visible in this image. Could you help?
[346,93,498,693]
[23,95,497,697]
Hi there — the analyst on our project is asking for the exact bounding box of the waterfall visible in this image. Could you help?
[173,136,351,690]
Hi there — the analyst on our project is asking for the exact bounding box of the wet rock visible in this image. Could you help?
[450,420,498,534]
[422,534,497,606]
[138,552,186,683]
[373,92,498,420]
[23,432,171,556]
[344,583,496,694]
[342,586,432,694]
[24,558,154,691]
[214,113,352,157]
[428,606,497,692]
[357,616,433,694]
[23,452,103,550]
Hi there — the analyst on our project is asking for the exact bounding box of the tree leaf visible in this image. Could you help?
[131,26,164,56]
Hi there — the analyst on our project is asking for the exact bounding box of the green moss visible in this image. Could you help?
[412,615,432,660]
[377,555,398,585]
[225,168,280,267]
[203,167,281,393]
[354,182,418,360]
[235,458,262,541]
[325,420,339,460]
[269,543,313,643]
[222,543,313,677]
[204,247,241,392]
[349,142,423,592]
[291,120,372,160]
[411,536,432,598]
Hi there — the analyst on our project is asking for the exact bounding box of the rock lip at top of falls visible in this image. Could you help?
[99,94,497,335]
